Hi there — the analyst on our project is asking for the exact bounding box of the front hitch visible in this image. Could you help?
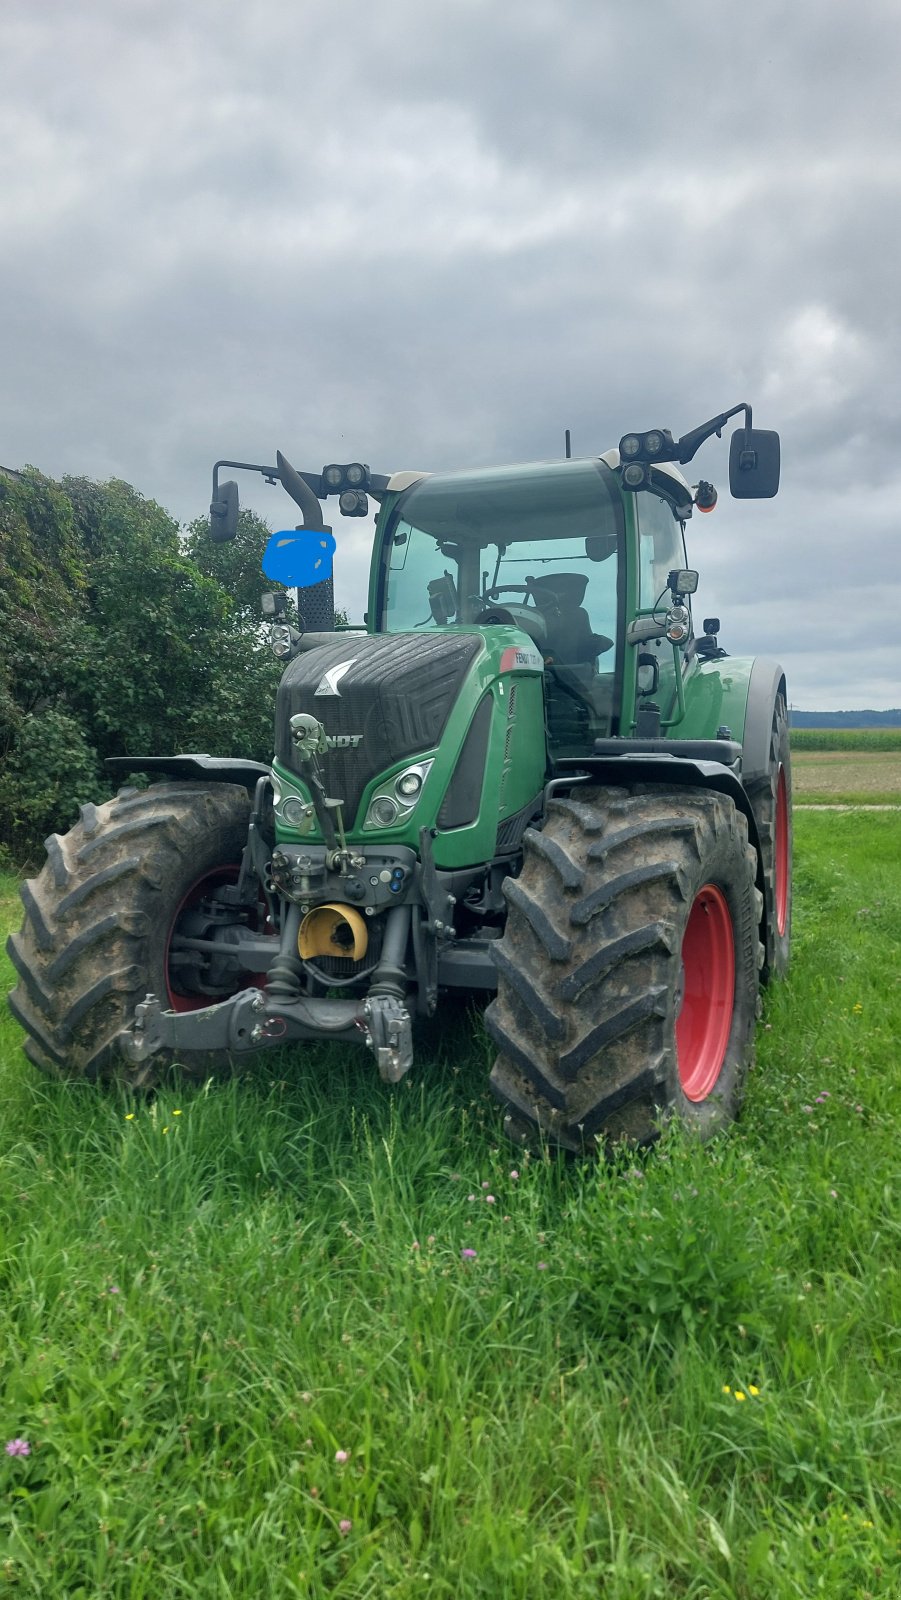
[118,986,415,1082]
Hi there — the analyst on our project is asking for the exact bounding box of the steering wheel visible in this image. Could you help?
[482,585,537,603]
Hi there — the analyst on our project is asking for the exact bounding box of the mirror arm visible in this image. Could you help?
[675,403,750,464]
[211,457,327,530]
[212,458,280,503]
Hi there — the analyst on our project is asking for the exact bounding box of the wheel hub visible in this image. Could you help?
[675,883,735,1102]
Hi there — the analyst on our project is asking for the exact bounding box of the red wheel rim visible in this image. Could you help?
[775,765,789,936]
[166,867,271,1014]
[676,884,735,1102]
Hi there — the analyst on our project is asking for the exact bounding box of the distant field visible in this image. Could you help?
[790,728,901,751]
[792,749,901,803]
[789,728,901,801]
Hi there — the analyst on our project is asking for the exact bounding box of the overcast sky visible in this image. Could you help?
[3,0,900,708]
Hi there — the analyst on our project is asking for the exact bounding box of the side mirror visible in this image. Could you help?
[729,428,780,498]
[428,573,458,624]
[210,480,239,542]
[636,653,659,697]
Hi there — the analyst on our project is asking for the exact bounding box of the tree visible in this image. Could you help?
[0,470,282,861]
[183,507,283,622]
[183,509,349,629]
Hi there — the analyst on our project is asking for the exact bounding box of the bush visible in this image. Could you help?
[0,469,282,861]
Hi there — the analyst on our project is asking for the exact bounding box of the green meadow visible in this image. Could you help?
[1,807,900,1597]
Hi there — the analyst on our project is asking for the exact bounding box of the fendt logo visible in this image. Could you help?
[314,659,357,696]
[324,734,363,751]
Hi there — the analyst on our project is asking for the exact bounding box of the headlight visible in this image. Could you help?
[364,760,433,830]
[396,771,422,799]
[281,795,313,827]
[369,796,400,827]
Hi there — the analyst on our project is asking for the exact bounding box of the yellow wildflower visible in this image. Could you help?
[125,1113,135,1121]
[722,1385,731,1394]
[748,1385,760,1396]
[734,1391,746,1402]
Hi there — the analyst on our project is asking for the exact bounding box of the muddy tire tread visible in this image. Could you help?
[6,782,253,1086]
[487,786,762,1152]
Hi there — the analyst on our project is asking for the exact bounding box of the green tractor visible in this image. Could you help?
[7,404,790,1153]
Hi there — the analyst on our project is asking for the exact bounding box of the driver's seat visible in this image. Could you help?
[530,573,610,664]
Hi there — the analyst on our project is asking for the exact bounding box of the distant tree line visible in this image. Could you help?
[0,468,286,863]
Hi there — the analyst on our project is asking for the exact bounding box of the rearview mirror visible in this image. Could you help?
[729,428,780,498]
[585,532,618,562]
[210,479,239,542]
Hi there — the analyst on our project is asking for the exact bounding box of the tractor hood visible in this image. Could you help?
[275,631,482,826]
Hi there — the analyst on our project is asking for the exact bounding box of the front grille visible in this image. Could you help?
[276,633,481,823]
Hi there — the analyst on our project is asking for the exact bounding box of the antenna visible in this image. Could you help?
[564,429,571,460]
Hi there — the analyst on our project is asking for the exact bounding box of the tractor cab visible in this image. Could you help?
[372,456,624,755]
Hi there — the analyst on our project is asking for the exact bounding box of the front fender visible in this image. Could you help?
[554,752,760,852]
[679,655,787,783]
[741,659,787,784]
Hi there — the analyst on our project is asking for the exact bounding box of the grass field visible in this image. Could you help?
[2,813,901,1598]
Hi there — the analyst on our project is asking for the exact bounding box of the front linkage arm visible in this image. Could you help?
[118,982,414,1084]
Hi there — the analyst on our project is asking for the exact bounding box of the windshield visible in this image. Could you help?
[379,458,623,644]
[377,457,625,753]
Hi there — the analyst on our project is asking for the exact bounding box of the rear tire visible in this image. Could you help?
[486,787,762,1153]
[747,695,792,982]
[6,782,258,1087]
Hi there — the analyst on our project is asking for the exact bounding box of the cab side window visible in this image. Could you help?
[638,491,684,609]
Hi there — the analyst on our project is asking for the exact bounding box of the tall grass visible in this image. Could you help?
[1,815,900,1597]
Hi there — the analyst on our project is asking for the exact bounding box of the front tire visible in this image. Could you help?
[486,787,762,1153]
[6,782,259,1087]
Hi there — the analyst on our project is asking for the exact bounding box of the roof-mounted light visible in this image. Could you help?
[321,462,371,495]
[622,461,651,490]
[618,428,677,470]
[338,489,369,517]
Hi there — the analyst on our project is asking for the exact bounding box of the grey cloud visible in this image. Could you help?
[2,0,900,707]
